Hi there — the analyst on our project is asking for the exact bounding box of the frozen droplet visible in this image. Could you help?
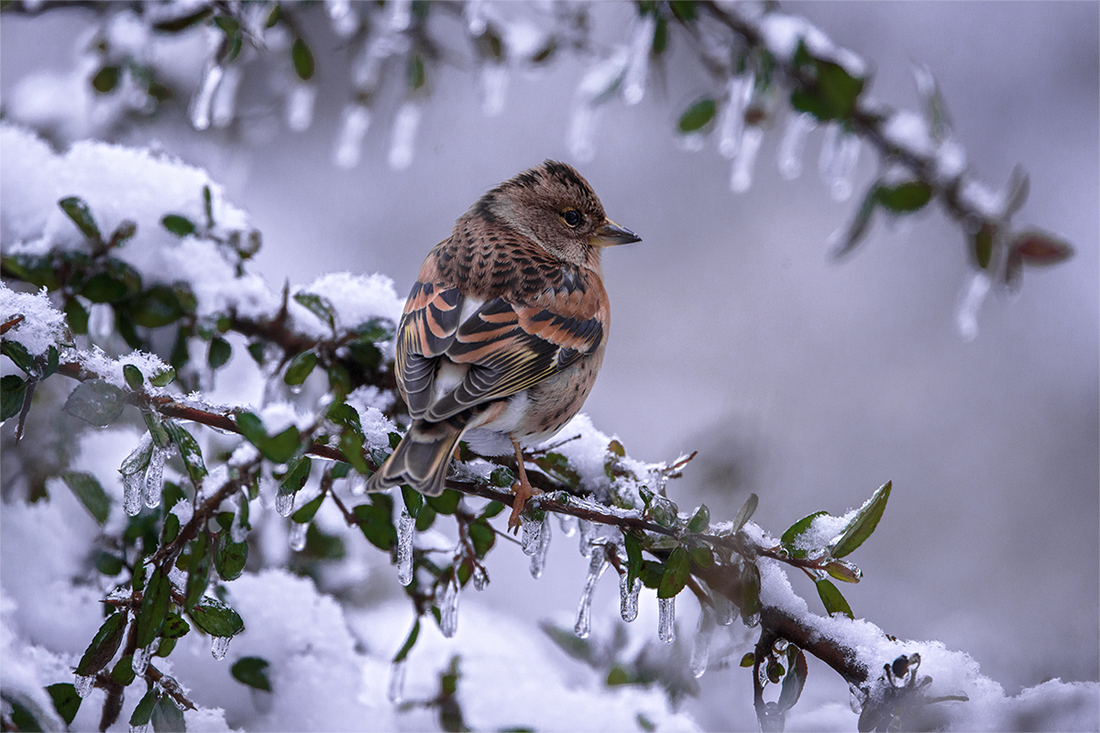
[275,490,295,518]
[333,104,371,169]
[718,72,755,159]
[471,564,489,591]
[729,125,764,193]
[123,470,143,516]
[658,596,675,644]
[88,303,115,340]
[143,448,165,508]
[288,521,308,552]
[130,722,150,733]
[479,64,508,117]
[190,62,224,131]
[529,513,551,579]
[849,683,865,714]
[347,473,367,496]
[465,0,486,35]
[520,513,541,556]
[388,100,422,171]
[74,673,95,698]
[440,574,460,638]
[325,0,360,38]
[286,82,317,132]
[712,591,736,626]
[818,123,861,201]
[574,550,609,639]
[387,659,406,704]
[619,572,641,622]
[778,112,815,180]
[690,608,715,678]
[956,271,991,342]
[211,63,242,129]
[387,0,411,31]
[211,635,231,660]
[567,103,597,163]
[557,512,578,537]
[396,510,414,585]
[577,519,596,557]
[132,643,152,676]
[622,13,656,105]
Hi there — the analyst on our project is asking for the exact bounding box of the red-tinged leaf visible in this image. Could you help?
[1011,230,1073,266]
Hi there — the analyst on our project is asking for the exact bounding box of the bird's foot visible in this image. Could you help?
[507,480,541,533]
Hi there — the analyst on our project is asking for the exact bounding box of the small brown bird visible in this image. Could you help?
[366,160,639,530]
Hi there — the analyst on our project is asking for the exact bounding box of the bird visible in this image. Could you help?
[366,160,639,530]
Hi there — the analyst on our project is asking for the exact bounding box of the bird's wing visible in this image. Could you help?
[396,280,605,423]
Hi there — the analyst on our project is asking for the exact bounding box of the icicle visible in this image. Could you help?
[479,64,508,117]
[529,513,551,579]
[567,103,597,163]
[88,303,115,340]
[132,643,152,676]
[74,673,95,699]
[622,13,656,105]
[388,100,422,171]
[288,522,308,552]
[574,549,609,638]
[471,564,489,591]
[190,62,225,131]
[143,448,165,508]
[718,72,755,159]
[387,659,406,704]
[520,513,541,556]
[730,126,764,193]
[388,0,412,31]
[557,512,578,537]
[712,590,736,626]
[956,271,991,342]
[286,82,317,132]
[333,104,371,169]
[619,572,641,622]
[658,596,675,644]
[440,574,460,638]
[211,635,231,660]
[577,519,597,557]
[396,510,414,586]
[326,0,360,38]
[211,64,242,129]
[274,489,295,518]
[778,112,815,180]
[818,123,861,202]
[123,471,143,516]
[465,0,486,35]
[690,608,715,678]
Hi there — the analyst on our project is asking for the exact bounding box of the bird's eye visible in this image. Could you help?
[562,209,583,228]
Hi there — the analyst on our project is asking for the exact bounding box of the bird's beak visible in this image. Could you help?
[591,219,641,247]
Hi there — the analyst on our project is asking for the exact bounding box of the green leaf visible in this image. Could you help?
[468,517,494,557]
[214,15,243,63]
[687,504,710,533]
[189,596,244,637]
[733,492,758,532]
[790,42,865,121]
[81,274,126,303]
[426,489,460,516]
[739,652,756,668]
[876,180,934,213]
[231,656,273,692]
[407,53,426,91]
[151,695,185,732]
[284,350,318,386]
[415,503,437,532]
[131,286,186,328]
[353,495,397,551]
[831,185,880,259]
[152,5,213,32]
[235,411,267,448]
[64,379,125,427]
[162,613,190,639]
[293,292,335,331]
[393,618,421,664]
[61,471,111,524]
[291,493,324,524]
[678,97,717,133]
[129,688,158,728]
[669,0,698,21]
[161,214,196,237]
[135,567,171,648]
[2,339,35,375]
[277,456,312,505]
[123,364,144,389]
[780,510,829,559]
[400,485,423,518]
[208,336,231,370]
[164,419,208,486]
[656,546,691,599]
[815,577,853,618]
[291,37,315,80]
[740,561,762,626]
[58,196,102,242]
[831,481,891,558]
[777,647,808,711]
[1,374,27,421]
[690,544,714,569]
[120,434,154,476]
[65,297,90,335]
[185,532,211,609]
[215,533,248,581]
[826,560,862,583]
[46,683,81,726]
[91,64,121,93]
[76,612,127,676]
[623,531,644,589]
[110,654,136,685]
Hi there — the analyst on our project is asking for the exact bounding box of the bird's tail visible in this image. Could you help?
[365,418,466,496]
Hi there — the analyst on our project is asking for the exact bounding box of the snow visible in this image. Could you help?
[0,284,68,357]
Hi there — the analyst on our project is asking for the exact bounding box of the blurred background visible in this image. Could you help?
[3,1,1097,728]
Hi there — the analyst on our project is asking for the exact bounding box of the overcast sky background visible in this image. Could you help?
[2,1,1097,727]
